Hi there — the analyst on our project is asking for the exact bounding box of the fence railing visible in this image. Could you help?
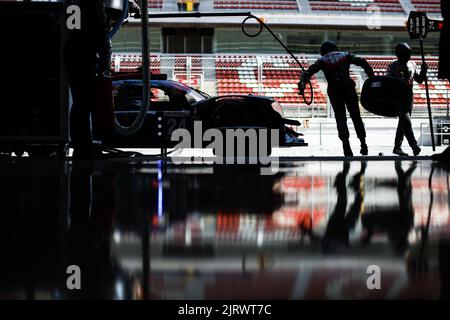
[111,53,449,119]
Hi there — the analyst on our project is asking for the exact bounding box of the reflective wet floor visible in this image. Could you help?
[0,158,450,299]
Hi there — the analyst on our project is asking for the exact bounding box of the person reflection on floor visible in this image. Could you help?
[321,161,366,253]
[66,163,116,299]
[361,161,416,254]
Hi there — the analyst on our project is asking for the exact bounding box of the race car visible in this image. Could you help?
[104,73,307,148]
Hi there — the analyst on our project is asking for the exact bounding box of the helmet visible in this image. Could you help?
[320,41,338,56]
[395,43,412,62]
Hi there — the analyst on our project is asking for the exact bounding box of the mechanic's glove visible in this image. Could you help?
[129,0,141,18]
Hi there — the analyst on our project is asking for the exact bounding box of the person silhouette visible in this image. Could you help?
[64,0,109,158]
[387,44,426,156]
[361,161,416,254]
[66,162,117,298]
[321,161,366,253]
[298,41,374,156]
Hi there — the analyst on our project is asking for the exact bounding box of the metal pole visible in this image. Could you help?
[187,56,192,87]
[142,0,150,99]
[420,37,435,151]
[319,123,322,146]
[420,122,423,146]
[142,193,150,300]
[140,12,153,298]
[257,56,262,96]
[115,0,150,136]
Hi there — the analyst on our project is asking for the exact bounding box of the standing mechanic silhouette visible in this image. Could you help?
[386,43,426,156]
[298,41,374,156]
[64,0,109,158]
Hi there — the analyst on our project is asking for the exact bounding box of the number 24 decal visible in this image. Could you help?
[167,118,187,134]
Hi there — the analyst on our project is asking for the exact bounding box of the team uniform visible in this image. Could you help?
[385,42,426,156]
[386,59,426,155]
[299,44,374,156]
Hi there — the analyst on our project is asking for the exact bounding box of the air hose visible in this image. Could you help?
[108,0,151,136]
[84,0,154,158]
[240,14,314,105]
[107,0,129,40]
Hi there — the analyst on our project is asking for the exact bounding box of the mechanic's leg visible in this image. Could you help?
[346,161,367,229]
[68,68,95,150]
[399,112,421,155]
[323,162,350,250]
[395,119,404,148]
[345,87,367,155]
[329,90,352,156]
[64,46,97,154]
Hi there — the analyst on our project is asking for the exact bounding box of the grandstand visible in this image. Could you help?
[0,0,443,15]
[214,0,299,11]
[410,0,441,14]
[111,53,449,118]
[308,0,404,14]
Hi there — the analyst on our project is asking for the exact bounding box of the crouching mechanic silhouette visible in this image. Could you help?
[387,43,426,156]
[298,41,374,156]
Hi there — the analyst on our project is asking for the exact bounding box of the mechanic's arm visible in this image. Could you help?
[414,62,428,84]
[298,60,321,94]
[351,55,375,78]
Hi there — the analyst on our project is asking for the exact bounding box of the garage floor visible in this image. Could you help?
[0,157,449,299]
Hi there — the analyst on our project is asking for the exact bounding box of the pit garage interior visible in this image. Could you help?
[0,0,450,300]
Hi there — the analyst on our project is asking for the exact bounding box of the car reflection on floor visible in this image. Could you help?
[0,159,449,299]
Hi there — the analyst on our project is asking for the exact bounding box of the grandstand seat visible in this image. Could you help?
[411,0,441,15]
[214,0,299,11]
[308,0,405,14]
[215,56,327,111]
[111,54,161,74]
[148,0,163,9]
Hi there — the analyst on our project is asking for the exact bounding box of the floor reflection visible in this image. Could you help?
[0,159,449,299]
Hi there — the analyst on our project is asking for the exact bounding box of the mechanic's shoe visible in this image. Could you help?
[342,140,353,157]
[393,147,408,156]
[360,144,368,156]
[412,145,421,156]
[359,138,368,156]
